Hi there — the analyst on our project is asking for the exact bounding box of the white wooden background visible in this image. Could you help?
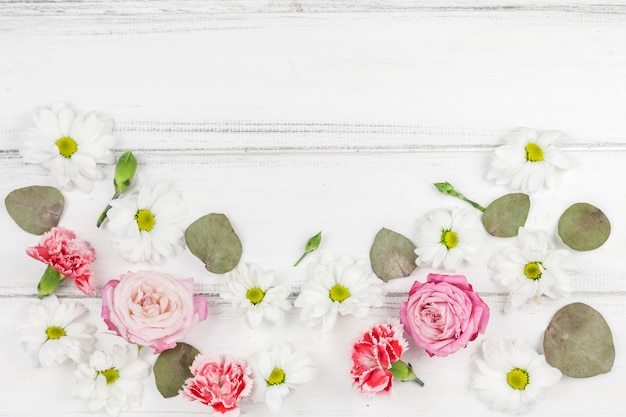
[1,1,625,416]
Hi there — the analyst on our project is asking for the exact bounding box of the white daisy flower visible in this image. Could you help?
[472,338,562,414]
[487,127,571,194]
[20,102,115,191]
[414,206,482,271]
[294,254,383,332]
[253,343,316,413]
[16,295,96,367]
[221,263,292,328]
[106,180,187,263]
[489,228,571,313]
[74,344,151,417]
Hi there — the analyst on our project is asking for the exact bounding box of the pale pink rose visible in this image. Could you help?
[400,273,490,357]
[181,354,252,416]
[101,270,208,353]
[26,226,95,296]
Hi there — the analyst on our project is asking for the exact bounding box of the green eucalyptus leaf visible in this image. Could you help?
[185,213,242,274]
[153,342,200,398]
[370,228,417,282]
[543,302,615,378]
[5,185,64,234]
[481,193,529,237]
[558,203,610,251]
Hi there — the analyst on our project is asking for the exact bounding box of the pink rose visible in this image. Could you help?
[400,273,489,357]
[101,270,208,353]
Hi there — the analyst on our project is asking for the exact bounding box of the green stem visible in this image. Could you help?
[293,251,309,267]
[97,191,122,227]
[433,182,486,212]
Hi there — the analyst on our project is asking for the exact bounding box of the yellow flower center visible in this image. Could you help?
[507,368,529,390]
[524,262,543,280]
[525,143,544,162]
[55,136,78,158]
[266,367,286,386]
[246,287,265,305]
[99,368,120,385]
[440,230,458,249]
[45,326,66,340]
[329,284,351,302]
[135,209,155,232]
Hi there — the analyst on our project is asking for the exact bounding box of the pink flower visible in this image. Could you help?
[181,354,252,416]
[101,270,208,353]
[350,320,408,394]
[400,273,490,357]
[26,226,95,296]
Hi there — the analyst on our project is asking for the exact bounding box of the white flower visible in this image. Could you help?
[74,344,151,417]
[20,102,115,191]
[221,263,292,328]
[253,343,316,413]
[414,206,482,271]
[16,295,96,367]
[294,254,383,332]
[489,228,571,313]
[107,180,187,263]
[487,127,571,194]
[472,338,561,414]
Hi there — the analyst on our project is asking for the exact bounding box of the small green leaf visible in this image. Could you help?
[543,302,615,378]
[370,228,417,282]
[558,203,610,251]
[154,342,200,398]
[185,213,242,274]
[5,185,64,234]
[482,193,530,237]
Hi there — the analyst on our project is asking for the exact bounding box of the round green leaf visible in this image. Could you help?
[558,202,610,251]
[185,213,242,274]
[481,193,529,237]
[4,185,64,234]
[154,342,200,398]
[370,228,417,282]
[543,302,615,378]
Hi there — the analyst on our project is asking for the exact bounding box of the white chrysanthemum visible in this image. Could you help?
[20,102,115,191]
[107,181,187,263]
[294,254,383,332]
[487,127,571,194]
[16,295,96,367]
[414,206,482,271]
[253,343,316,413]
[489,228,571,313]
[74,344,151,417]
[472,339,562,414]
[221,263,292,328]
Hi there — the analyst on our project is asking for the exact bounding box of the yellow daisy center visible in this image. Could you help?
[524,262,543,280]
[525,142,544,162]
[266,367,286,386]
[246,287,265,305]
[507,368,529,390]
[440,229,458,249]
[99,368,120,385]
[45,326,66,340]
[55,136,78,158]
[329,284,351,302]
[135,209,155,232]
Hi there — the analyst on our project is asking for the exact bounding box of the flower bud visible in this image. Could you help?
[114,150,137,194]
[37,265,65,298]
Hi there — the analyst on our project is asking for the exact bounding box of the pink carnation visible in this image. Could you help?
[101,270,208,353]
[181,354,252,416]
[26,226,95,296]
[350,320,408,394]
[400,273,490,357]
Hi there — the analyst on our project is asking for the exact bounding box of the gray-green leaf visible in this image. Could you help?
[153,342,200,398]
[5,185,64,234]
[543,302,615,378]
[558,202,610,251]
[370,228,417,282]
[482,193,530,237]
[185,213,242,274]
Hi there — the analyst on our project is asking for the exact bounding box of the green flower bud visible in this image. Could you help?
[37,265,65,298]
[294,231,322,267]
[389,360,425,387]
[114,150,137,194]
